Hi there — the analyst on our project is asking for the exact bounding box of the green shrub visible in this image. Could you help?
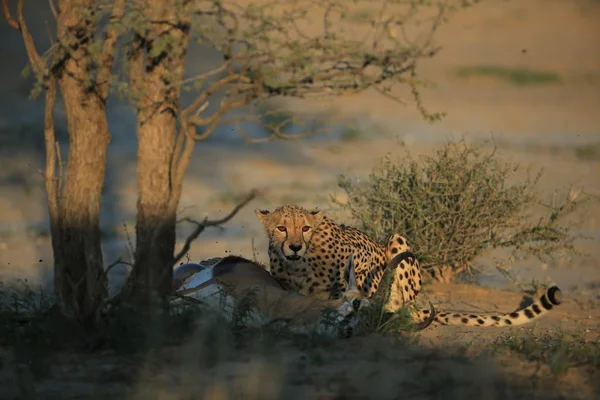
[334,139,587,282]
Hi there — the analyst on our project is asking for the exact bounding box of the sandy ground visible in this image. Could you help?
[0,0,599,398]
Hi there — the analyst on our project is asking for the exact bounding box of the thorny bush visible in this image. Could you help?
[335,139,590,282]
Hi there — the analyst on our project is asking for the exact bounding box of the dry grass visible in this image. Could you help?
[1,280,599,399]
[493,329,600,376]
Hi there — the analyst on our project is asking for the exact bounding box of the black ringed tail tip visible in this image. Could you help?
[547,286,562,305]
[414,301,436,331]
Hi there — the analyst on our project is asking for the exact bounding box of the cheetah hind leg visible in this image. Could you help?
[379,252,562,328]
[371,252,437,331]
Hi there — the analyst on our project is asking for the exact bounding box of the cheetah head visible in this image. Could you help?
[255,204,324,261]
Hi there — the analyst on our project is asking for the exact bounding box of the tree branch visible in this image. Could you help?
[3,0,46,79]
[171,189,259,268]
[168,123,195,211]
[128,33,145,105]
[224,114,326,143]
[188,95,250,140]
[105,257,133,276]
[166,76,252,205]
[43,76,60,235]
[178,61,231,86]
[1,0,18,28]
[167,0,450,146]
[96,0,126,100]
[48,0,57,19]
[181,73,245,123]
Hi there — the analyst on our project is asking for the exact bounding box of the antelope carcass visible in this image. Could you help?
[171,254,366,337]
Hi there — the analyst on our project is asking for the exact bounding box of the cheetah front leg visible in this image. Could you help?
[383,253,422,312]
[383,234,422,308]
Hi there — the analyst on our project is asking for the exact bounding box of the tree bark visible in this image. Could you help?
[52,86,110,322]
[51,0,111,322]
[126,1,191,307]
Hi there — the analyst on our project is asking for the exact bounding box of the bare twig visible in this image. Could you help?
[178,62,231,86]
[181,74,243,126]
[45,20,55,45]
[171,189,259,268]
[219,114,326,143]
[15,0,45,79]
[48,0,57,19]
[43,77,60,236]
[1,0,18,28]
[105,257,133,275]
[189,100,211,126]
[177,205,197,216]
[372,84,409,105]
[190,96,250,141]
[165,122,195,221]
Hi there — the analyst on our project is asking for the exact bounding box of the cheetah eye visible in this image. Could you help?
[276,226,287,232]
[302,226,311,232]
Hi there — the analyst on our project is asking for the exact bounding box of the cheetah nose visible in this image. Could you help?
[288,243,302,252]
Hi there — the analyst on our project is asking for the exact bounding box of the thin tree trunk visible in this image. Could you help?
[126,1,191,307]
[52,83,110,321]
[47,0,111,323]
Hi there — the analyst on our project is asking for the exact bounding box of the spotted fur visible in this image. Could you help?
[383,252,562,327]
[255,204,414,299]
[256,204,563,328]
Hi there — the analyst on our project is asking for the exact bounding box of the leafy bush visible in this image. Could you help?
[335,139,588,282]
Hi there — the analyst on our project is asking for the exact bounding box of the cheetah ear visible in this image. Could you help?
[345,253,359,293]
[255,209,271,223]
[309,208,324,219]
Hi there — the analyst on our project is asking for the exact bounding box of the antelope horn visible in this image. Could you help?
[371,251,412,302]
[344,253,360,294]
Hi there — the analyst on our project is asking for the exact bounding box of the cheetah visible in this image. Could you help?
[255,204,562,328]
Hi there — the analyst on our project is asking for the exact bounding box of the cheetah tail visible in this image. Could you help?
[414,286,562,327]
[409,301,437,331]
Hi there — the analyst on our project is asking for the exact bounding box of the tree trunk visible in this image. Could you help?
[52,88,110,322]
[128,113,179,307]
[126,1,191,307]
[51,0,111,323]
